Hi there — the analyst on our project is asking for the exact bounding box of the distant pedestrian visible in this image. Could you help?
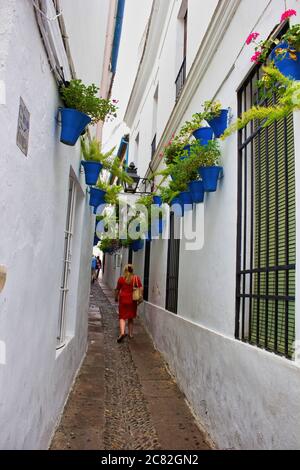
[91,256,97,284]
[96,256,102,278]
[115,264,143,343]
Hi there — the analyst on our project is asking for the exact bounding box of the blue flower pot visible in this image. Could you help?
[89,188,106,207]
[188,180,205,203]
[94,235,100,246]
[207,109,229,138]
[198,166,223,192]
[179,191,193,211]
[60,108,91,146]
[131,239,144,252]
[192,127,213,146]
[81,161,103,186]
[270,42,300,80]
[153,195,162,206]
[171,197,183,217]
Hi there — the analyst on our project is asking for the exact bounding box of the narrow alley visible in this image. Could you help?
[51,280,211,451]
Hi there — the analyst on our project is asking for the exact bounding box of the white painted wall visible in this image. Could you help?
[0,0,107,449]
[122,0,300,449]
[59,0,110,86]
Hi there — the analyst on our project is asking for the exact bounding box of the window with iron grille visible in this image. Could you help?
[235,64,296,359]
[166,213,180,314]
[143,240,151,301]
[57,177,77,349]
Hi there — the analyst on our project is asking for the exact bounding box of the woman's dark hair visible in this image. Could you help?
[127,266,133,273]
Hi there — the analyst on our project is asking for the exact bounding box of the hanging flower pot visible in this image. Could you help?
[94,234,100,246]
[131,239,144,252]
[270,41,300,80]
[171,197,183,217]
[153,195,162,206]
[178,191,193,212]
[60,108,91,146]
[81,161,103,186]
[198,166,223,192]
[89,188,106,207]
[188,180,205,203]
[192,127,213,146]
[207,110,229,138]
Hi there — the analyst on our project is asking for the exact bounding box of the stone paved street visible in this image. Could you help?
[51,280,212,451]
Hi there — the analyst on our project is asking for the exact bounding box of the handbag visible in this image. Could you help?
[132,275,143,303]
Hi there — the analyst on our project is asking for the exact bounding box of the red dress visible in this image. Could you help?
[117,276,142,320]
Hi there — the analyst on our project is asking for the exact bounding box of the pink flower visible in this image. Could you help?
[112,99,119,104]
[251,51,262,63]
[280,9,297,22]
[246,32,260,45]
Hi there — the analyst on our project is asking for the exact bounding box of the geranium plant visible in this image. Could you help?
[60,79,118,124]
[246,9,298,64]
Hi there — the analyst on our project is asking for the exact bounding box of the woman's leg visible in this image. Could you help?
[119,319,126,336]
[128,319,134,338]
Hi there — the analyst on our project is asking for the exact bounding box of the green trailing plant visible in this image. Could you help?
[178,113,205,137]
[60,79,117,124]
[95,180,121,205]
[99,237,121,254]
[161,138,187,166]
[82,138,133,186]
[81,137,115,163]
[202,100,222,121]
[105,185,123,205]
[189,139,221,167]
[109,157,134,185]
[222,66,300,139]
[281,24,300,53]
[159,186,178,204]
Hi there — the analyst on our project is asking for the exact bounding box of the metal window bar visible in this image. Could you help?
[175,57,186,102]
[235,63,296,359]
[143,240,151,301]
[151,134,157,160]
[128,248,133,265]
[166,212,180,314]
[57,178,77,348]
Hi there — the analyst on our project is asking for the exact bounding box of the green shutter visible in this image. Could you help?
[251,110,296,357]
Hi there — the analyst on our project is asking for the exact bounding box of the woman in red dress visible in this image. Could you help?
[115,264,143,343]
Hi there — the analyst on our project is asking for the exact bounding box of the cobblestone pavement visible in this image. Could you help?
[51,280,211,450]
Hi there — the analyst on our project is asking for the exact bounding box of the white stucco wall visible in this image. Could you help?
[122,0,300,449]
[0,0,105,449]
[59,0,110,86]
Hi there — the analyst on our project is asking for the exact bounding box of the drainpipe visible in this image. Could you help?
[111,0,126,76]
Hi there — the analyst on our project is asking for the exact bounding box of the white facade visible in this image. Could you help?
[0,0,111,449]
[121,0,300,449]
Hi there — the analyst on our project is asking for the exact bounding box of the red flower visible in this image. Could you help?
[251,51,262,63]
[280,9,297,22]
[246,32,260,45]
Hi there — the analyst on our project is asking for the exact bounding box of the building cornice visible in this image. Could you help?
[147,0,241,176]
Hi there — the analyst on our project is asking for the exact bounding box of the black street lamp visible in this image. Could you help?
[123,162,154,194]
[123,162,141,193]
